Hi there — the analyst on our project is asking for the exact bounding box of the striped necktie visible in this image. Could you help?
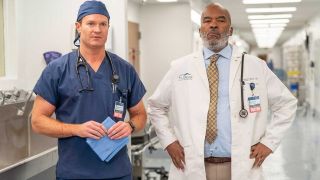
[206,54,219,144]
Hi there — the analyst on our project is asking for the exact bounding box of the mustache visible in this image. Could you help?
[207,29,219,33]
[201,30,220,37]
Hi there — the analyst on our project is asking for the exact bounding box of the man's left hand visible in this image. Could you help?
[107,121,132,139]
[250,143,272,168]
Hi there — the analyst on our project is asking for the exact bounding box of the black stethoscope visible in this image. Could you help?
[239,52,248,118]
[76,49,120,93]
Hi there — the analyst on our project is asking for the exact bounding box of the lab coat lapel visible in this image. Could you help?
[193,51,209,91]
[229,46,242,94]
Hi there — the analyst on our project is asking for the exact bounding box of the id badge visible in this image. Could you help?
[114,101,124,119]
[248,96,261,113]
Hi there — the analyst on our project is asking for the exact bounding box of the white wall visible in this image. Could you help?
[0,0,127,90]
[128,0,140,23]
[140,3,193,98]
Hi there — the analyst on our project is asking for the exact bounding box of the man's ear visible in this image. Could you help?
[228,27,233,36]
[75,22,81,34]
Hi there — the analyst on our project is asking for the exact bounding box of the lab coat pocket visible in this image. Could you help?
[249,165,264,180]
[183,145,202,179]
[168,145,196,180]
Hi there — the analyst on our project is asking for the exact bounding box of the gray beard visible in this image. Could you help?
[200,32,229,52]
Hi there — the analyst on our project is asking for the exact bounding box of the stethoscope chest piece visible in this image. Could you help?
[239,109,248,118]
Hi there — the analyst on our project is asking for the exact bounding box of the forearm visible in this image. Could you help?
[129,111,147,133]
[128,100,147,133]
[31,115,77,138]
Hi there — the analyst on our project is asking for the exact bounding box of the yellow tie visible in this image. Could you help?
[206,54,219,144]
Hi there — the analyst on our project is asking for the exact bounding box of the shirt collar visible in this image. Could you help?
[203,44,232,60]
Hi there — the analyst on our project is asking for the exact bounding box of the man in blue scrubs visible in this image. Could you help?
[31,1,147,179]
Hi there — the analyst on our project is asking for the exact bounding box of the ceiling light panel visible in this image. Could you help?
[251,23,287,28]
[248,14,292,19]
[157,0,178,2]
[252,27,284,33]
[246,7,296,13]
[250,19,290,24]
[243,0,301,4]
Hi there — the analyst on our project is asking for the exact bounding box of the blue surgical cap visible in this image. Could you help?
[77,1,110,22]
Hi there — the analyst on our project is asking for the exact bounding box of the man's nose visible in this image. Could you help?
[209,21,218,29]
[93,25,102,32]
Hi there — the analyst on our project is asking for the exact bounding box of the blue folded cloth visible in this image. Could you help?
[86,117,129,162]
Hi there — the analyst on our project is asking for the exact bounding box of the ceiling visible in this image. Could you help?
[131,0,320,48]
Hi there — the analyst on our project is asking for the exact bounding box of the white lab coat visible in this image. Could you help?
[147,45,297,180]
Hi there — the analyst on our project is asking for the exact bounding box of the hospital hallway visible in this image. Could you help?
[2,0,320,179]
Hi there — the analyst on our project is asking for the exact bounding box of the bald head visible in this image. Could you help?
[201,3,231,25]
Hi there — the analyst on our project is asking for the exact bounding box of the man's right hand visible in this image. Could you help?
[73,121,107,139]
[165,141,185,170]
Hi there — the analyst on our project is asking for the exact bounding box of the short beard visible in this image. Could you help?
[200,31,229,52]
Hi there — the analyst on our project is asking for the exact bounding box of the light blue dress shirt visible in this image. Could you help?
[203,44,232,158]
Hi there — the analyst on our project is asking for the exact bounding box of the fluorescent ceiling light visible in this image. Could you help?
[157,0,178,2]
[254,33,282,48]
[252,27,284,33]
[191,9,201,26]
[251,24,269,28]
[270,23,288,27]
[246,7,296,13]
[250,19,290,24]
[243,0,301,4]
[251,23,287,28]
[252,26,285,48]
[248,14,292,19]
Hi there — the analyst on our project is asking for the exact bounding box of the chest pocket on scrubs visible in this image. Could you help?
[58,77,81,106]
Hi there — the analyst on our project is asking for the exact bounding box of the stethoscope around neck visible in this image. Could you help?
[239,52,248,118]
[76,49,120,93]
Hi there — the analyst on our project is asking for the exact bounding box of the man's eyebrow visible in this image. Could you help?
[202,16,212,20]
[217,16,226,20]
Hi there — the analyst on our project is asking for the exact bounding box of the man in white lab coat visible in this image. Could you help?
[148,3,297,180]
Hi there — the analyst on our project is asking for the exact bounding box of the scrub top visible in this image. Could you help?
[33,51,146,179]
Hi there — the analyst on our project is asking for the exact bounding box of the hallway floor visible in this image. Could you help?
[263,109,320,180]
[144,108,320,180]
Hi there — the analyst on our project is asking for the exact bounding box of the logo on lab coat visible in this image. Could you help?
[178,73,192,81]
